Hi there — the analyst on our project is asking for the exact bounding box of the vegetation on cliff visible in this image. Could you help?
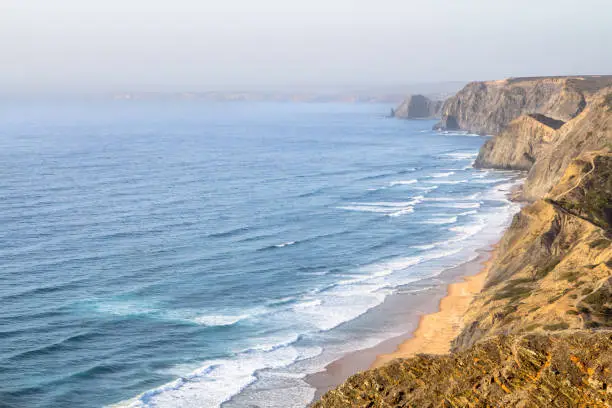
[314,332,612,408]
[313,78,612,408]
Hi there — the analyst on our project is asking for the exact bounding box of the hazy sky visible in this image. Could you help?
[1,0,611,92]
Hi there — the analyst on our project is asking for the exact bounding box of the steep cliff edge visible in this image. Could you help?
[312,81,612,408]
[314,332,612,408]
[393,95,443,119]
[453,152,612,351]
[521,90,612,200]
[474,114,563,170]
[434,76,612,134]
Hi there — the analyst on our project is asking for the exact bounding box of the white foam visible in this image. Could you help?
[440,152,478,160]
[458,210,479,216]
[389,179,418,186]
[430,202,481,209]
[338,198,422,217]
[425,179,468,185]
[419,216,458,225]
[292,299,323,310]
[274,241,296,248]
[387,207,414,217]
[411,243,438,250]
[192,314,248,327]
[431,171,455,178]
[111,341,319,408]
[471,178,509,184]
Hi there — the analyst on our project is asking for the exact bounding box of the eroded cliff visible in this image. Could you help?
[435,76,612,135]
[313,78,612,408]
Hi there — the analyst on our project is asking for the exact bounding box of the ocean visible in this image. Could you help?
[0,100,520,407]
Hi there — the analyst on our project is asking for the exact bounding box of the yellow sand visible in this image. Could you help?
[372,252,494,368]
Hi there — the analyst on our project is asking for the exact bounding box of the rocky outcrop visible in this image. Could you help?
[313,78,612,408]
[453,151,612,351]
[314,331,612,408]
[393,95,443,119]
[434,76,612,134]
[521,90,612,200]
[474,114,563,170]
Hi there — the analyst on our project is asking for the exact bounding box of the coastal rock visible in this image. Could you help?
[435,76,612,135]
[312,78,612,408]
[432,114,460,131]
[393,95,443,119]
[521,89,612,200]
[474,113,563,170]
[313,331,612,408]
[453,151,612,351]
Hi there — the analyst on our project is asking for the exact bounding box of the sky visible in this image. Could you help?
[1,0,611,92]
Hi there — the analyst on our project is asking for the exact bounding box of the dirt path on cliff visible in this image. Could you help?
[554,156,596,201]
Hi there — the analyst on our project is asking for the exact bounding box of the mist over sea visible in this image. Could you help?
[0,100,520,407]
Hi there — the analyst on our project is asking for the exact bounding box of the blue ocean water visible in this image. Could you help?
[0,100,520,408]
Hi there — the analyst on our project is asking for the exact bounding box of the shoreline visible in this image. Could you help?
[372,245,495,367]
[306,244,497,401]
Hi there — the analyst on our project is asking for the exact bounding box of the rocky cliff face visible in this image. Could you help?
[521,90,612,200]
[474,114,563,170]
[314,332,612,408]
[434,76,612,134]
[453,151,612,351]
[393,95,443,119]
[313,79,612,408]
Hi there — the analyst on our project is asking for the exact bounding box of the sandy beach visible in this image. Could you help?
[306,245,497,400]
[372,247,495,367]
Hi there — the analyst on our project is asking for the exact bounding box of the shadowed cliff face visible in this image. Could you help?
[313,332,612,408]
[393,95,443,119]
[474,114,561,171]
[312,77,612,408]
[435,76,612,135]
[521,91,612,200]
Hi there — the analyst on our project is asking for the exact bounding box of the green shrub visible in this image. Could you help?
[544,322,570,331]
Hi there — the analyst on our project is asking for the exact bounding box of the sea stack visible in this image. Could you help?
[393,94,443,119]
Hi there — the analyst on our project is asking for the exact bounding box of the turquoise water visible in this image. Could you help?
[0,101,519,407]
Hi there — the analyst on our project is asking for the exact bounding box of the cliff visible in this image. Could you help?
[313,82,612,408]
[434,75,612,134]
[314,332,612,408]
[474,113,563,170]
[454,151,612,351]
[393,94,443,119]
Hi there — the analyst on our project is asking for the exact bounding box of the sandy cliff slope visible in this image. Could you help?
[312,81,612,408]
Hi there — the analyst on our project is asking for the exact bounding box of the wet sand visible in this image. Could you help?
[306,245,496,401]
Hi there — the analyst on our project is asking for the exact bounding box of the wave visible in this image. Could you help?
[471,178,510,184]
[439,152,478,160]
[258,241,298,251]
[358,168,416,181]
[192,314,249,327]
[419,216,458,225]
[387,207,415,217]
[208,226,251,239]
[111,339,321,408]
[429,202,481,209]
[431,171,455,178]
[458,210,479,216]
[388,179,418,186]
[338,198,423,218]
[423,193,481,202]
[425,180,468,185]
[275,241,296,248]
